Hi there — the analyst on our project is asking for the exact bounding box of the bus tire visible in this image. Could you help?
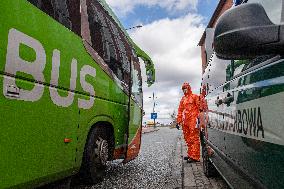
[80,126,109,184]
[202,146,217,177]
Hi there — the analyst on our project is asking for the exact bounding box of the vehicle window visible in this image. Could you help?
[228,55,276,89]
[27,0,81,36]
[207,53,231,91]
[132,60,143,106]
[242,55,275,70]
[118,30,132,83]
[202,66,211,94]
[225,54,275,81]
[231,60,249,77]
[108,18,131,83]
[87,0,130,84]
[246,0,283,25]
[86,1,104,59]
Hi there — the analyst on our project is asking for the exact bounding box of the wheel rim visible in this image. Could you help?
[95,137,109,165]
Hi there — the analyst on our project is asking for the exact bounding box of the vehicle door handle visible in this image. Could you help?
[223,93,234,106]
[215,96,223,107]
[5,85,20,98]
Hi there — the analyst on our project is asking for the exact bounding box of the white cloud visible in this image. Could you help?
[130,13,205,124]
[105,0,199,15]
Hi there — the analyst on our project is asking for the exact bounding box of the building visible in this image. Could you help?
[198,0,233,73]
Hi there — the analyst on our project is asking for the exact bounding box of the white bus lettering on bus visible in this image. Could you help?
[4,28,96,109]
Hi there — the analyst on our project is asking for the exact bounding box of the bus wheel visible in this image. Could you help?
[202,146,217,177]
[81,126,109,184]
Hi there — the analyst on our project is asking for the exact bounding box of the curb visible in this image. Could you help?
[142,128,159,134]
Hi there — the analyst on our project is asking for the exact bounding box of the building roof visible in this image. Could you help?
[198,0,227,46]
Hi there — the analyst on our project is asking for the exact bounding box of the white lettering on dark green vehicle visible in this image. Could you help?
[211,107,264,138]
[4,28,96,109]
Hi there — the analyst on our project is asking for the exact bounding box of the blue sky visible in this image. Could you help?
[115,1,219,29]
[105,0,224,123]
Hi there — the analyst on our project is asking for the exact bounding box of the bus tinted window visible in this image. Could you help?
[27,0,81,36]
[67,0,81,35]
[132,60,143,106]
[108,17,132,83]
[87,0,130,84]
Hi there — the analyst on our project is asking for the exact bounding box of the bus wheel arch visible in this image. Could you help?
[79,122,114,184]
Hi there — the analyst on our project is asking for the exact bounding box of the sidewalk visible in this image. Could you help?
[178,134,229,189]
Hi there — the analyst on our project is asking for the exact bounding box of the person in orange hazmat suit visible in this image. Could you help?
[177,82,200,162]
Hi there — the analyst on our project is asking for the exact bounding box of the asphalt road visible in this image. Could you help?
[73,127,228,189]
[73,127,181,189]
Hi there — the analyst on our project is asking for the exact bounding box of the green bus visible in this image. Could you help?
[0,0,155,188]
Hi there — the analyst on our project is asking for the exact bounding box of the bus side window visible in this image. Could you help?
[87,1,119,79]
[118,30,132,84]
[104,16,125,82]
[86,0,104,58]
[66,0,81,36]
[87,0,131,85]
[27,0,81,36]
[131,58,143,106]
[109,20,131,85]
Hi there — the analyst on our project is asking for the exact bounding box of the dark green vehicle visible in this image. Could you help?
[201,0,284,188]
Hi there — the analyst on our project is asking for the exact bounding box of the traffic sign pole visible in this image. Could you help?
[151,113,158,128]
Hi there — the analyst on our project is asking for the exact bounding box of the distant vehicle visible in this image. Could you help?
[201,1,284,189]
[0,0,155,188]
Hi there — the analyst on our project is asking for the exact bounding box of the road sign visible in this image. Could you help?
[151,113,157,119]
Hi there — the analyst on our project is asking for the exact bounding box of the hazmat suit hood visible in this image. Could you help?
[182,82,192,96]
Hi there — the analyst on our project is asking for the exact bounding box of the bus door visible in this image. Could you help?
[124,58,143,162]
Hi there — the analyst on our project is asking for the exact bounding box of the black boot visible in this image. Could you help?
[187,157,200,163]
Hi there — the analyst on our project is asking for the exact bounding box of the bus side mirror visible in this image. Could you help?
[146,65,155,87]
[214,3,284,60]
[132,43,155,87]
